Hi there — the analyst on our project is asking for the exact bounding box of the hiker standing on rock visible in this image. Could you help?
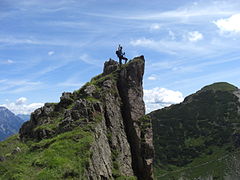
[116,44,128,65]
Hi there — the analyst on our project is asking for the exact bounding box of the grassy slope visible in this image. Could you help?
[0,129,93,180]
[200,82,238,92]
[0,72,112,179]
[152,82,240,179]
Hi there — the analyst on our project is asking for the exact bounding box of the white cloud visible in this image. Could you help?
[7,59,14,64]
[150,23,161,30]
[1,59,14,64]
[48,51,55,56]
[187,31,203,42]
[1,97,44,115]
[148,76,157,81]
[168,30,175,40]
[130,38,154,46]
[214,14,240,34]
[16,97,27,105]
[144,87,184,113]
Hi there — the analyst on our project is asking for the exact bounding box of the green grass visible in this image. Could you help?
[116,176,137,180]
[0,128,93,179]
[85,96,100,103]
[0,134,28,157]
[154,145,239,180]
[31,116,64,139]
[73,70,118,102]
[184,136,205,147]
[201,82,238,92]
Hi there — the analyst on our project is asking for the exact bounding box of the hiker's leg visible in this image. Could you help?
[119,57,122,65]
[123,57,128,64]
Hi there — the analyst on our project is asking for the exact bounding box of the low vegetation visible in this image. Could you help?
[0,128,93,179]
[151,82,240,179]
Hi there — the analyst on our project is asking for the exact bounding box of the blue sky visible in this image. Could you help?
[0,0,240,114]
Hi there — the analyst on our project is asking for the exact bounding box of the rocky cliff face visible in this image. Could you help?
[18,56,153,179]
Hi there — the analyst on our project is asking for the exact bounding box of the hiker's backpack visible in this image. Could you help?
[116,50,120,56]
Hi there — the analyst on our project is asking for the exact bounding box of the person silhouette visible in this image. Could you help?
[116,44,128,65]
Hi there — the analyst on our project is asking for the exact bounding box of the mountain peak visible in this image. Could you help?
[200,82,238,92]
[0,106,8,111]
[0,107,24,141]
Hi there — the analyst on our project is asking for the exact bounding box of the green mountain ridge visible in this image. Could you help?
[200,82,238,92]
[150,82,240,179]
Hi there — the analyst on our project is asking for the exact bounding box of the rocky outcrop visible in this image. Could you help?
[118,56,153,179]
[19,56,153,179]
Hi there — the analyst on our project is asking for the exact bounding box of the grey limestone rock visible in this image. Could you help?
[84,85,96,97]
[11,146,21,155]
[0,156,5,162]
[103,58,119,75]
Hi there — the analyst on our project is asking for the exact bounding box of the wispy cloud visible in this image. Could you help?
[187,31,203,42]
[57,73,84,88]
[0,80,41,87]
[146,52,240,80]
[0,36,85,47]
[0,79,7,83]
[34,64,67,76]
[166,67,240,92]
[48,51,55,56]
[130,37,206,55]
[44,21,87,28]
[31,54,84,78]
[168,30,176,40]
[79,54,102,66]
[0,59,14,64]
[58,81,83,87]
[150,23,161,31]
[8,0,77,11]
[86,1,238,21]
[0,79,42,94]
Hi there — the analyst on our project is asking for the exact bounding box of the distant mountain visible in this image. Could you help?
[149,82,240,179]
[0,107,24,141]
[17,114,30,122]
